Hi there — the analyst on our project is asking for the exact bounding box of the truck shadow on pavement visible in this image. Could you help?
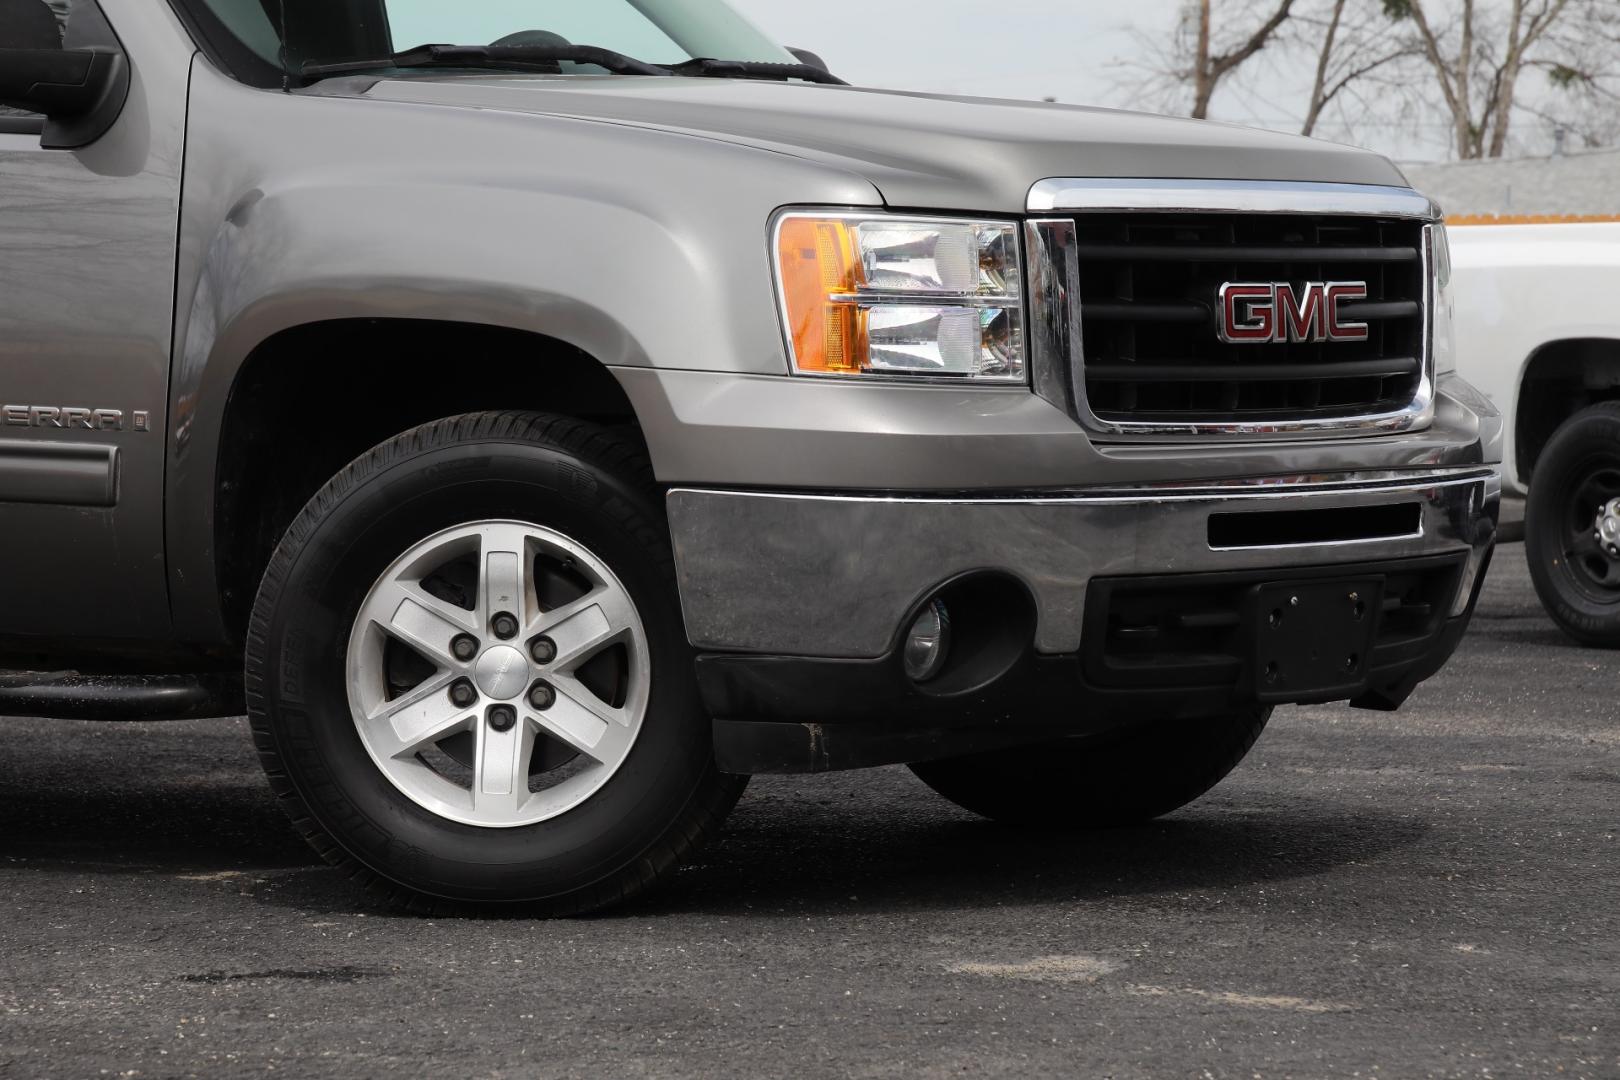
[0,725,1426,918]
[242,788,1427,917]
[0,768,317,877]
[640,777,1430,916]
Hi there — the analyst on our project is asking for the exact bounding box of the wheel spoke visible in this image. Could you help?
[359,580,478,668]
[479,525,532,626]
[472,717,536,815]
[1591,557,1620,589]
[1576,473,1620,511]
[364,677,471,759]
[541,592,633,669]
[534,675,634,766]
[1569,528,1604,560]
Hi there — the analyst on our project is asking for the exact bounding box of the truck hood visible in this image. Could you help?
[328,75,1410,214]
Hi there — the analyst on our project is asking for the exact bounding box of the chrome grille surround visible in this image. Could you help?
[1025,179,1442,442]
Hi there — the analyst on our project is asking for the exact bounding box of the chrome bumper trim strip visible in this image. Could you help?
[672,468,1495,506]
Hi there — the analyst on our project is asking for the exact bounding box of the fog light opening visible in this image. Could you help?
[903,599,952,683]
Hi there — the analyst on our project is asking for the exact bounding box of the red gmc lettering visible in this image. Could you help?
[1219,283,1276,343]
[1219,281,1371,344]
[1324,282,1370,342]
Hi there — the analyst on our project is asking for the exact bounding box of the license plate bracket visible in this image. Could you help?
[1248,577,1384,704]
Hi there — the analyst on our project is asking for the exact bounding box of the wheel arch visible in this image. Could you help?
[167,315,649,651]
[1516,337,1620,487]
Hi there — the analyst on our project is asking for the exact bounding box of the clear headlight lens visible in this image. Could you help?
[1430,222,1457,375]
[773,214,1025,382]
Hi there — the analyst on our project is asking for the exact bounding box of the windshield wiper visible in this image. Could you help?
[668,58,847,86]
[300,44,848,86]
[300,44,669,81]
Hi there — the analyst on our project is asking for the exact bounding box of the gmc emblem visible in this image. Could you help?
[1218,281,1370,344]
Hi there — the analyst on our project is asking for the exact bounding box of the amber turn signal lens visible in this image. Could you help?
[776,217,868,374]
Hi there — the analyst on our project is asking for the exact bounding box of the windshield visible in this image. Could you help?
[189,0,795,76]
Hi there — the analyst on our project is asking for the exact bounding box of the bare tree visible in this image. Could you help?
[1112,0,1301,119]
[1302,0,1349,133]
[1298,0,1418,135]
[1116,0,1618,157]
[1187,0,1301,117]
[1383,0,1583,158]
[1534,2,1620,149]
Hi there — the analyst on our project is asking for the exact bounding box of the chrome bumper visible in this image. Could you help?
[667,468,1500,658]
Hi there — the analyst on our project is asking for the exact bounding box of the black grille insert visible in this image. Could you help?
[1075,213,1427,425]
[1207,503,1423,549]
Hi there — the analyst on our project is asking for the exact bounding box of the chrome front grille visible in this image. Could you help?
[1023,180,1439,441]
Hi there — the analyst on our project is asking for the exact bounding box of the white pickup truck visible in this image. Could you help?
[1452,221,1620,645]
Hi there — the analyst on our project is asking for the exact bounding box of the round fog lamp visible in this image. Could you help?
[903,599,952,683]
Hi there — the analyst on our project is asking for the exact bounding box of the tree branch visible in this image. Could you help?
[1302,0,1347,135]
[1210,0,1299,78]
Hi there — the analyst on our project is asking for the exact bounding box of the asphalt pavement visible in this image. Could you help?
[0,543,1615,1079]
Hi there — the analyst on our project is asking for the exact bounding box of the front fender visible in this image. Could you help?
[1451,223,1620,493]
[165,58,882,647]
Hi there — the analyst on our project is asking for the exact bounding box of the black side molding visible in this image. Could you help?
[0,439,118,506]
[0,114,45,135]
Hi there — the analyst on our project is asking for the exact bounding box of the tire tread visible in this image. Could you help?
[1524,402,1620,649]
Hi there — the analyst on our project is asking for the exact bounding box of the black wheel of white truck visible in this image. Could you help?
[1526,403,1620,648]
[910,707,1270,827]
[244,412,745,914]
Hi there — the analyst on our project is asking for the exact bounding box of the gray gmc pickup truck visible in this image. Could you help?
[1,0,1500,913]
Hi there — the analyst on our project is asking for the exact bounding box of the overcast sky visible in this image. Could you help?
[731,0,1181,107]
[735,0,1179,103]
[728,0,1472,163]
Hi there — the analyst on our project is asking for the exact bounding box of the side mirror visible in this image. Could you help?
[787,47,831,74]
[0,47,118,115]
[0,0,130,149]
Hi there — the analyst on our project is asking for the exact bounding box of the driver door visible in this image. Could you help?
[0,0,187,645]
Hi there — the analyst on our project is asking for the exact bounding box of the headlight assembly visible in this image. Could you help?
[773,212,1026,382]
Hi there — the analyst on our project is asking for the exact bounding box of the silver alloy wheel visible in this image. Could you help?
[345,520,650,828]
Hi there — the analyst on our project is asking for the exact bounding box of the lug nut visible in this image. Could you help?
[448,679,477,708]
[488,705,517,733]
[491,612,519,640]
[528,681,555,711]
[451,634,479,661]
[529,636,557,665]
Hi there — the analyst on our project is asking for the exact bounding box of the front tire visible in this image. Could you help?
[1525,403,1620,648]
[245,412,745,914]
[910,708,1270,826]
